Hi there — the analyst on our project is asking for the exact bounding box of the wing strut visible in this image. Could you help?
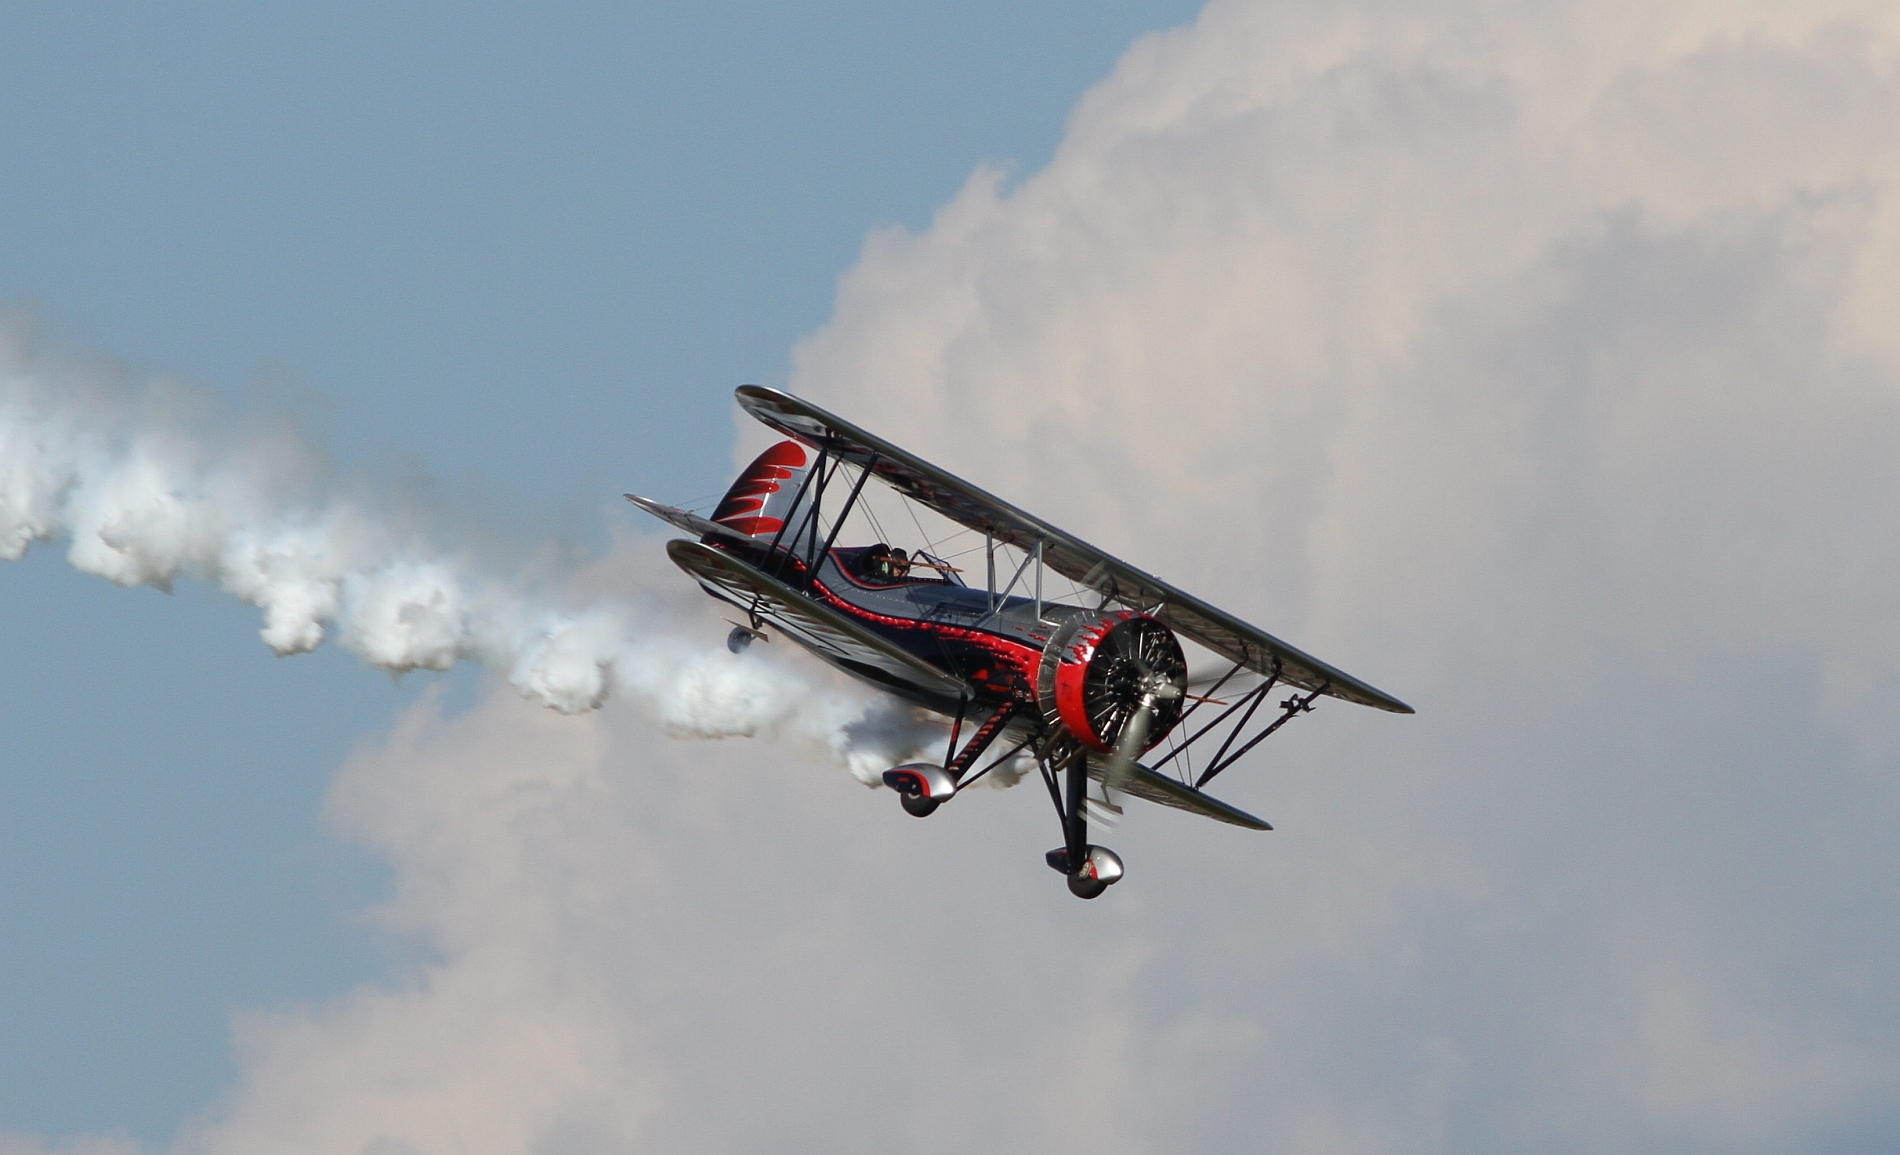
[761,438,827,581]
[1196,684,1325,788]
[808,454,878,592]
[1150,661,1281,773]
[946,700,1019,785]
[954,729,1036,791]
[977,540,1042,627]
[1135,659,1329,789]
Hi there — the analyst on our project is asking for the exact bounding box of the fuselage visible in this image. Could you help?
[709,536,1085,718]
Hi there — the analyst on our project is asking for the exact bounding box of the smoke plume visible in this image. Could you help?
[0,320,923,773]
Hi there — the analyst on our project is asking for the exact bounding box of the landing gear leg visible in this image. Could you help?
[1041,740,1124,899]
[1063,748,1094,889]
[881,701,1021,819]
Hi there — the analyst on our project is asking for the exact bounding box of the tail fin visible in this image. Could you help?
[709,440,813,539]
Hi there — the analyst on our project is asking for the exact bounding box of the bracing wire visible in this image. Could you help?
[862,499,889,546]
[901,494,943,559]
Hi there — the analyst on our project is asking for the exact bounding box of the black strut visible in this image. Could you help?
[1196,682,1327,788]
[1063,745,1090,871]
[955,730,1036,792]
[946,701,1020,784]
[806,454,879,592]
[764,439,828,580]
[1149,664,1280,772]
[942,696,968,768]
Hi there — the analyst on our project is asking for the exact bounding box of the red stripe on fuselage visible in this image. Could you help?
[733,546,1043,703]
[816,586,1043,699]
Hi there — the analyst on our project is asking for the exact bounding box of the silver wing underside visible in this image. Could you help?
[1086,754,1272,830]
[735,385,1412,714]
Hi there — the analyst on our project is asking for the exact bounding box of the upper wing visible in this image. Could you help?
[665,539,972,705]
[735,385,1413,714]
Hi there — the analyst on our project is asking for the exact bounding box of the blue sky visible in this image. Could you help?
[0,4,1198,1141]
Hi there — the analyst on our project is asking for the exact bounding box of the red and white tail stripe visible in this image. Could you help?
[709,441,811,538]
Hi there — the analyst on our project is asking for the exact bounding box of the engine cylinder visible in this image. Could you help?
[1036,611,1188,753]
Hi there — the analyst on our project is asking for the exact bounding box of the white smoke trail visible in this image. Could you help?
[0,320,927,767]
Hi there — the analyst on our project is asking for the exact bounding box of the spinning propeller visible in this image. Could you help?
[1080,615,1188,798]
[1100,658,1185,800]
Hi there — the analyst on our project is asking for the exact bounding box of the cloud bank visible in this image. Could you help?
[14,0,1900,1150]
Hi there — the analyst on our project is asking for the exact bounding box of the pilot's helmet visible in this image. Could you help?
[888,548,911,578]
[865,543,892,578]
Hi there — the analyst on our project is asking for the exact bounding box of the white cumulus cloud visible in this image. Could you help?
[16,0,1900,1150]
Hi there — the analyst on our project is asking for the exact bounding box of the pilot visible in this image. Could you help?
[863,544,912,582]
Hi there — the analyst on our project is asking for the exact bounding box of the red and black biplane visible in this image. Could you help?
[627,386,1412,898]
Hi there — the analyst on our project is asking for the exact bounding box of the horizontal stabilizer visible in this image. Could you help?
[624,494,760,550]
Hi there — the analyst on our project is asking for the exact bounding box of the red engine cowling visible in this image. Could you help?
[1036,610,1188,753]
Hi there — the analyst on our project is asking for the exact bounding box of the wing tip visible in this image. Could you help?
[1343,685,1415,714]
